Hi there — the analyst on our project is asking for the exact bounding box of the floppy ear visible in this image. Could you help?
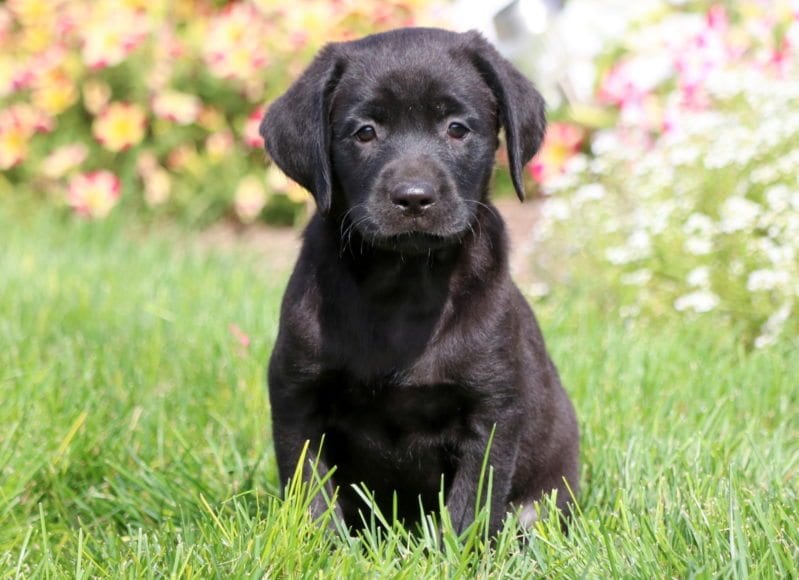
[260,44,344,215]
[463,31,546,201]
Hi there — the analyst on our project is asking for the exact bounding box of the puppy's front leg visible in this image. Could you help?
[445,418,522,536]
[269,374,340,524]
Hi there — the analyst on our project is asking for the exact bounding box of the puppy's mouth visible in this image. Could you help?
[369,231,463,254]
[341,199,475,254]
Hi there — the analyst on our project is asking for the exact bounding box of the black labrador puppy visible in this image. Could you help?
[261,27,579,535]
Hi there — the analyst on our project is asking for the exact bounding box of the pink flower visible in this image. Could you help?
[598,61,646,108]
[203,4,268,82]
[81,8,149,69]
[205,130,234,161]
[151,90,202,125]
[673,5,734,109]
[41,143,88,178]
[706,4,729,30]
[82,79,111,115]
[93,102,147,152]
[528,123,584,184]
[766,38,793,77]
[243,106,265,148]
[234,175,267,222]
[66,170,121,219]
[143,168,171,207]
[0,111,31,169]
[0,104,49,169]
[228,323,251,349]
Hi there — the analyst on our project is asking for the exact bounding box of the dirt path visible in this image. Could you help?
[201,198,540,282]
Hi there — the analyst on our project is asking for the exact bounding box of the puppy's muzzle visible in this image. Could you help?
[389,180,437,216]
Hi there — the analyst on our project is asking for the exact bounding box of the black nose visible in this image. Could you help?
[389,182,437,214]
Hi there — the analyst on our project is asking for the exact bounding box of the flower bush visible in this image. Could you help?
[0,0,437,225]
[532,1,799,346]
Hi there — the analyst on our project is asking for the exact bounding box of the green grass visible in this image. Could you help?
[1,203,797,577]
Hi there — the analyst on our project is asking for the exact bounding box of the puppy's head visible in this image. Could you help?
[261,28,546,253]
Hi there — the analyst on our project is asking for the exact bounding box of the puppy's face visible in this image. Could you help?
[330,58,498,252]
[261,29,547,254]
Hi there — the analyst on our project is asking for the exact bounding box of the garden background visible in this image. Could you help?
[1,0,797,576]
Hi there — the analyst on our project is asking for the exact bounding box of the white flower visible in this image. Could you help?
[754,302,793,349]
[564,153,589,174]
[719,197,761,233]
[684,237,713,255]
[687,266,710,287]
[541,198,571,221]
[574,183,606,203]
[756,238,796,267]
[621,269,652,286]
[606,230,651,265]
[749,165,779,185]
[747,269,791,292]
[764,184,792,212]
[669,144,700,166]
[683,213,715,236]
[674,290,720,313]
[590,130,622,156]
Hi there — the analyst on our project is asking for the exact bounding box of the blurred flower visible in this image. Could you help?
[686,266,711,287]
[151,90,201,125]
[6,0,59,25]
[166,143,202,175]
[719,196,760,233]
[143,167,171,206]
[82,79,111,115]
[684,236,713,256]
[747,269,791,292]
[0,110,32,169]
[136,150,171,206]
[266,163,307,203]
[66,170,121,219]
[529,122,585,184]
[28,49,80,116]
[81,7,149,69]
[0,55,20,97]
[205,130,234,162]
[32,73,77,116]
[0,104,51,169]
[599,56,671,108]
[228,323,251,352]
[234,174,267,223]
[605,230,651,265]
[754,302,792,348]
[243,106,265,148]
[198,106,226,131]
[203,4,268,82]
[673,7,733,108]
[9,102,53,133]
[93,102,147,152]
[674,290,720,313]
[41,143,88,178]
[136,150,159,177]
[0,6,11,37]
[620,269,652,286]
[283,3,336,49]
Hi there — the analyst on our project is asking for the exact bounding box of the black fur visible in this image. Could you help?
[261,27,579,535]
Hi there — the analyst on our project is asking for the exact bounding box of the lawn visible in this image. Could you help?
[1,203,797,577]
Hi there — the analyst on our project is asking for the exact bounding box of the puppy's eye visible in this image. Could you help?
[447,122,469,139]
[354,125,376,143]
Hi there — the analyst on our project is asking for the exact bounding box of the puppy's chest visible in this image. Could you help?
[325,300,451,375]
[317,376,478,445]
